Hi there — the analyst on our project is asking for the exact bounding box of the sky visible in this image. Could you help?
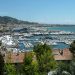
[0,0,75,24]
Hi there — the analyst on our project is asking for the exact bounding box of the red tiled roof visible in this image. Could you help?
[53,48,73,60]
[4,48,73,63]
[4,52,25,63]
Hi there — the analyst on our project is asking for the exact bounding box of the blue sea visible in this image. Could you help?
[47,25,75,49]
[18,25,75,50]
[47,25,75,32]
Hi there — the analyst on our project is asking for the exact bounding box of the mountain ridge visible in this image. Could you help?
[0,16,38,25]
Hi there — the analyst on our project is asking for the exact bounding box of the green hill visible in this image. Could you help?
[0,16,38,24]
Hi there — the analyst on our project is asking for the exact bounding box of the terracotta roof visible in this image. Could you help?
[4,52,25,63]
[53,48,73,60]
[4,48,73,63]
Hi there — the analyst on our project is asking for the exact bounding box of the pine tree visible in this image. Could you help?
[33,43,56,75]
[0,52,4,75]
[22,52,39,75]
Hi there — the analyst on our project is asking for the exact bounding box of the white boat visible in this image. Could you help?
[64,40,72,45]
[24,42,33,48]
[1,35,17,46]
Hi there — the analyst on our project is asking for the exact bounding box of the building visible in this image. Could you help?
[53,48,73,61]
[4,48,73,63]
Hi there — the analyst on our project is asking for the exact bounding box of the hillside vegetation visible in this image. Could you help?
[0,16,38,25]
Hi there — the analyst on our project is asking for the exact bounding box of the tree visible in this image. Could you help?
[22,52,39,75]
[69,40,75,75]
[15,63,23,75]
[33,43,56,75]
[5,64,17,75]
[69,40,75,57]
[0,41,2,46]
[68,40,75,75]
[0,52,4,75]
[55,62,71,75]
[0,41,5,75]
[69,59,75,75]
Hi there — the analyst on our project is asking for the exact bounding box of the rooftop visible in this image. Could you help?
[4,48,73,63]
[53,48,73,60]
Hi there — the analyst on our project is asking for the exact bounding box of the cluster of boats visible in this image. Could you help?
[0,25,75,52]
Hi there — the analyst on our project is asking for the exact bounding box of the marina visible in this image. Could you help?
[0,25,75,52]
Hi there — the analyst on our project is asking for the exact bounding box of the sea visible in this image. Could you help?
[18,25,75,51]
[47,25,75,32]
[47,25,75,49]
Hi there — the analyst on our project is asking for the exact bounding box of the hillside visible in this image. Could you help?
[0,16,38,24]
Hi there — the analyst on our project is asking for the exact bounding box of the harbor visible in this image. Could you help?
[0,25,75,52]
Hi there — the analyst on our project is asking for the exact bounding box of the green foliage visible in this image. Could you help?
[33,43,56,75]
[5,64,17,75]
[70,59,75,75]
[56,62,70,74]
[0,52,4,75]
[33,43,52,59]
[0,43,57,75]
[52,61,73,75]
[38,51,56,72]
[69,40,75,56]
[31,60,39,75]
[69,38,75,75]
[22,52,39,75]
[0,41,2,46]
[14,64,23,75]
[53,60,75,75]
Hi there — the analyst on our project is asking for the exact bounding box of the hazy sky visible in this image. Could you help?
[0,0,75,24]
